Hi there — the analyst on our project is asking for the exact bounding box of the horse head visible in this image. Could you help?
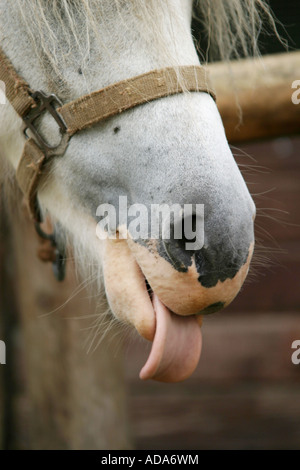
[0,0,257,382]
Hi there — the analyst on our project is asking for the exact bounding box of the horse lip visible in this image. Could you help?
[144,273,199,319]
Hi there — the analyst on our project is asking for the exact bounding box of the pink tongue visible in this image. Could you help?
[139,294,202,382]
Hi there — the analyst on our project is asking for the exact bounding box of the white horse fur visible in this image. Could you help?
[0,0,275,382]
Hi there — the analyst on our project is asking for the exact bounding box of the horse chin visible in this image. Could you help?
[102,237,253,383]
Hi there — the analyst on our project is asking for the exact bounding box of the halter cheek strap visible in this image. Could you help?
[0,47,216,223]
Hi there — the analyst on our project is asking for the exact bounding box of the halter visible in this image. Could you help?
[0,47,216,278]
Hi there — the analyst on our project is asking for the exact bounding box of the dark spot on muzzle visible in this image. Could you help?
[195,246,249,288]
[198,301,225,315]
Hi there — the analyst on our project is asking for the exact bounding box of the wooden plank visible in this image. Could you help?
[125,312,300,449]
[229,250,300,312]
[238,138,300,171]
[0,193,19,449]
[229,137,300,312]
[128,382,300,449]
[235,137,300,242]
[209,52,300,143]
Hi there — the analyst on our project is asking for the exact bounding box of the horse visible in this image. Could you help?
[0,0,275,386]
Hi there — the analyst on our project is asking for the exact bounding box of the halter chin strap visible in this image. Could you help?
[0,47,216,222]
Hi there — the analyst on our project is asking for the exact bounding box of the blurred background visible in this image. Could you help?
[123,0,300,450]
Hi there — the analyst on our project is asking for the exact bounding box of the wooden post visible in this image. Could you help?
[0,201,131,449]
[209,51,300,142]
[0,194,19,450]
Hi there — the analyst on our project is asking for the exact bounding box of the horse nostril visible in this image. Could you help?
[162,221,252,291]
[163,239,192,271]
[162,217,194,271]
[162,212,202,270]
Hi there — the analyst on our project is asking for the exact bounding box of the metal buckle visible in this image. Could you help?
[35,221,66,282]
[23,91,70,156]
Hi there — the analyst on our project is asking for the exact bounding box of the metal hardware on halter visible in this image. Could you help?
[23,91,70,157]
[34,221,66,282]
[21,91,70,279]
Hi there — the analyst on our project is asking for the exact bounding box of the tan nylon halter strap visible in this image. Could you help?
[0,48,35,116]
[0,47,216,222]
[58,67,216,135]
